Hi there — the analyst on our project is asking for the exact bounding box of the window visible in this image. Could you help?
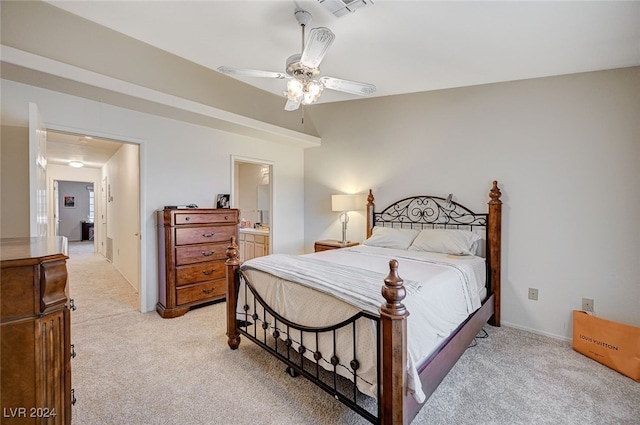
[88,189,95,221]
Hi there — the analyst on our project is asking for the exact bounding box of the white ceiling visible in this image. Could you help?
[47,130,123,169]
[46,0,640,104]
[43,0,640,166]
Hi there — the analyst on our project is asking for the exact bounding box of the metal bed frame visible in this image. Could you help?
[225,180,502,424]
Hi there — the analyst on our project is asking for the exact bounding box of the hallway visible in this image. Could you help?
[66,241,138,324]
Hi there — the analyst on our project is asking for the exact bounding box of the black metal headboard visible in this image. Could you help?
[372,194,487,230]
[364,181,503,327]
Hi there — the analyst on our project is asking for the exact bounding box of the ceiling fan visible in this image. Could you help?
[217,8,376,111]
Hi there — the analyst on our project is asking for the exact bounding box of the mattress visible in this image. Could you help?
[237,245,486,402]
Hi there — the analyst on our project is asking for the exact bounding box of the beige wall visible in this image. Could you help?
[304,67,640,339]
[0,125,30,238]
[1,78,307,313]
[103,143,140,292]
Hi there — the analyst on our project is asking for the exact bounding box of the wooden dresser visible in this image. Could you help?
[1,237,73,424]
[156,208,239,318]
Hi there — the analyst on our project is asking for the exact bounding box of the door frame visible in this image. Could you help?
[231,155,273,253]
[29,103,48,237]
[44,123,147,313]
[51,178,98,245]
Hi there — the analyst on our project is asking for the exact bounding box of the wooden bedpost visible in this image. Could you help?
[487,180,502,327]
[379,259,409,425]
[226,236,241,349]
[366,189,375,239]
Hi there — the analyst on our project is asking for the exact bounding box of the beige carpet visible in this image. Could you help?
[66,242,639,425]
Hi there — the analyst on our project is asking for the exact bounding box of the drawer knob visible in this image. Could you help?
[201,232,216,238]
[201,251,215,257]
[185,217,191,221]
[202,269,216,275]
[202,286,217,294]
[69,298,77,311]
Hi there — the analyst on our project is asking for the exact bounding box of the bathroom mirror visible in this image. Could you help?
[257,184,269,225]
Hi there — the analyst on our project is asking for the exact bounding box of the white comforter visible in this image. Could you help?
[238,245,486,402]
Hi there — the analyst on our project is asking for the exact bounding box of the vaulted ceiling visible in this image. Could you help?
[21,1,640,166]
[46,1,640,106]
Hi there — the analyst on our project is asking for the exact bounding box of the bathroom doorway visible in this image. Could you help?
[232,157,272,259]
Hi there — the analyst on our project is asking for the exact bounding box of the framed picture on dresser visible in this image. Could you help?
[216,194,230,208]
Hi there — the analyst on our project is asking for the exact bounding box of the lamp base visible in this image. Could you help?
[341,215,349,245]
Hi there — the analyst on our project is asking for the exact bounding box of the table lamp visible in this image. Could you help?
[331,194,358,245]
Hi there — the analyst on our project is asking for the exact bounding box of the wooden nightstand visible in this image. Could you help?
[314,239,359,252]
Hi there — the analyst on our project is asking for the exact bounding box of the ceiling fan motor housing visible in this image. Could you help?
[294,9,313,26]
[286,54,320,81]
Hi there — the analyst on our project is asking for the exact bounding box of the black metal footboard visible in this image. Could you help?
[237,270,382,424]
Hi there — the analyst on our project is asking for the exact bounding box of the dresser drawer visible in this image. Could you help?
[174,211,237,225]
[176,280,226,305]
[175,225,236,245]
[175,242,228,266]
[176,261,225,286]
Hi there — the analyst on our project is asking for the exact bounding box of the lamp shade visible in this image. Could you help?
[331,194,358,212]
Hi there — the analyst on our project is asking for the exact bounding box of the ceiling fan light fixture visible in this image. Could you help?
[302,80,324,105]
[286,79,304,99]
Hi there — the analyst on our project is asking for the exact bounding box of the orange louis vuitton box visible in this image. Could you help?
[572,310,640,382]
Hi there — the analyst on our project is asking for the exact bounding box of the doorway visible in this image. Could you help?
[56,180,95,242]
[46,129,142,308]
[232,157,273,256]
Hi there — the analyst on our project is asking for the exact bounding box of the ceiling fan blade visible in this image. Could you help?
[300,27,335,69]
[217,66,287,80]
[319,76,376,96]
[284,97,302,111]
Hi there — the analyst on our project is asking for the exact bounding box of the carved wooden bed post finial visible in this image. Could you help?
[226,236,241,349]
[379,259,409,425]
[487,180,502,327]
[366,189,375,239]
[489,180,502,205]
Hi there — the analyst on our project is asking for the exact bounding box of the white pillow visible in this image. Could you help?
[408,229,481,256]
[363,226,420,250]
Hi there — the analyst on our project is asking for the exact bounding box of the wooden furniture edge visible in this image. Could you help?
[487,180,502,326]
[379,259,409,424]
[225,236,241,349]
[366,189,375,239]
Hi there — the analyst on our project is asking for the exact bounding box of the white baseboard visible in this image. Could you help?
[501,321,572,343]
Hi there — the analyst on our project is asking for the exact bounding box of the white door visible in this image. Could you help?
[29,102,48,237]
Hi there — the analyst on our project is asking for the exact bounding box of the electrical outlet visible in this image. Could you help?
[528,288,539,301]
[582,298,594,312]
